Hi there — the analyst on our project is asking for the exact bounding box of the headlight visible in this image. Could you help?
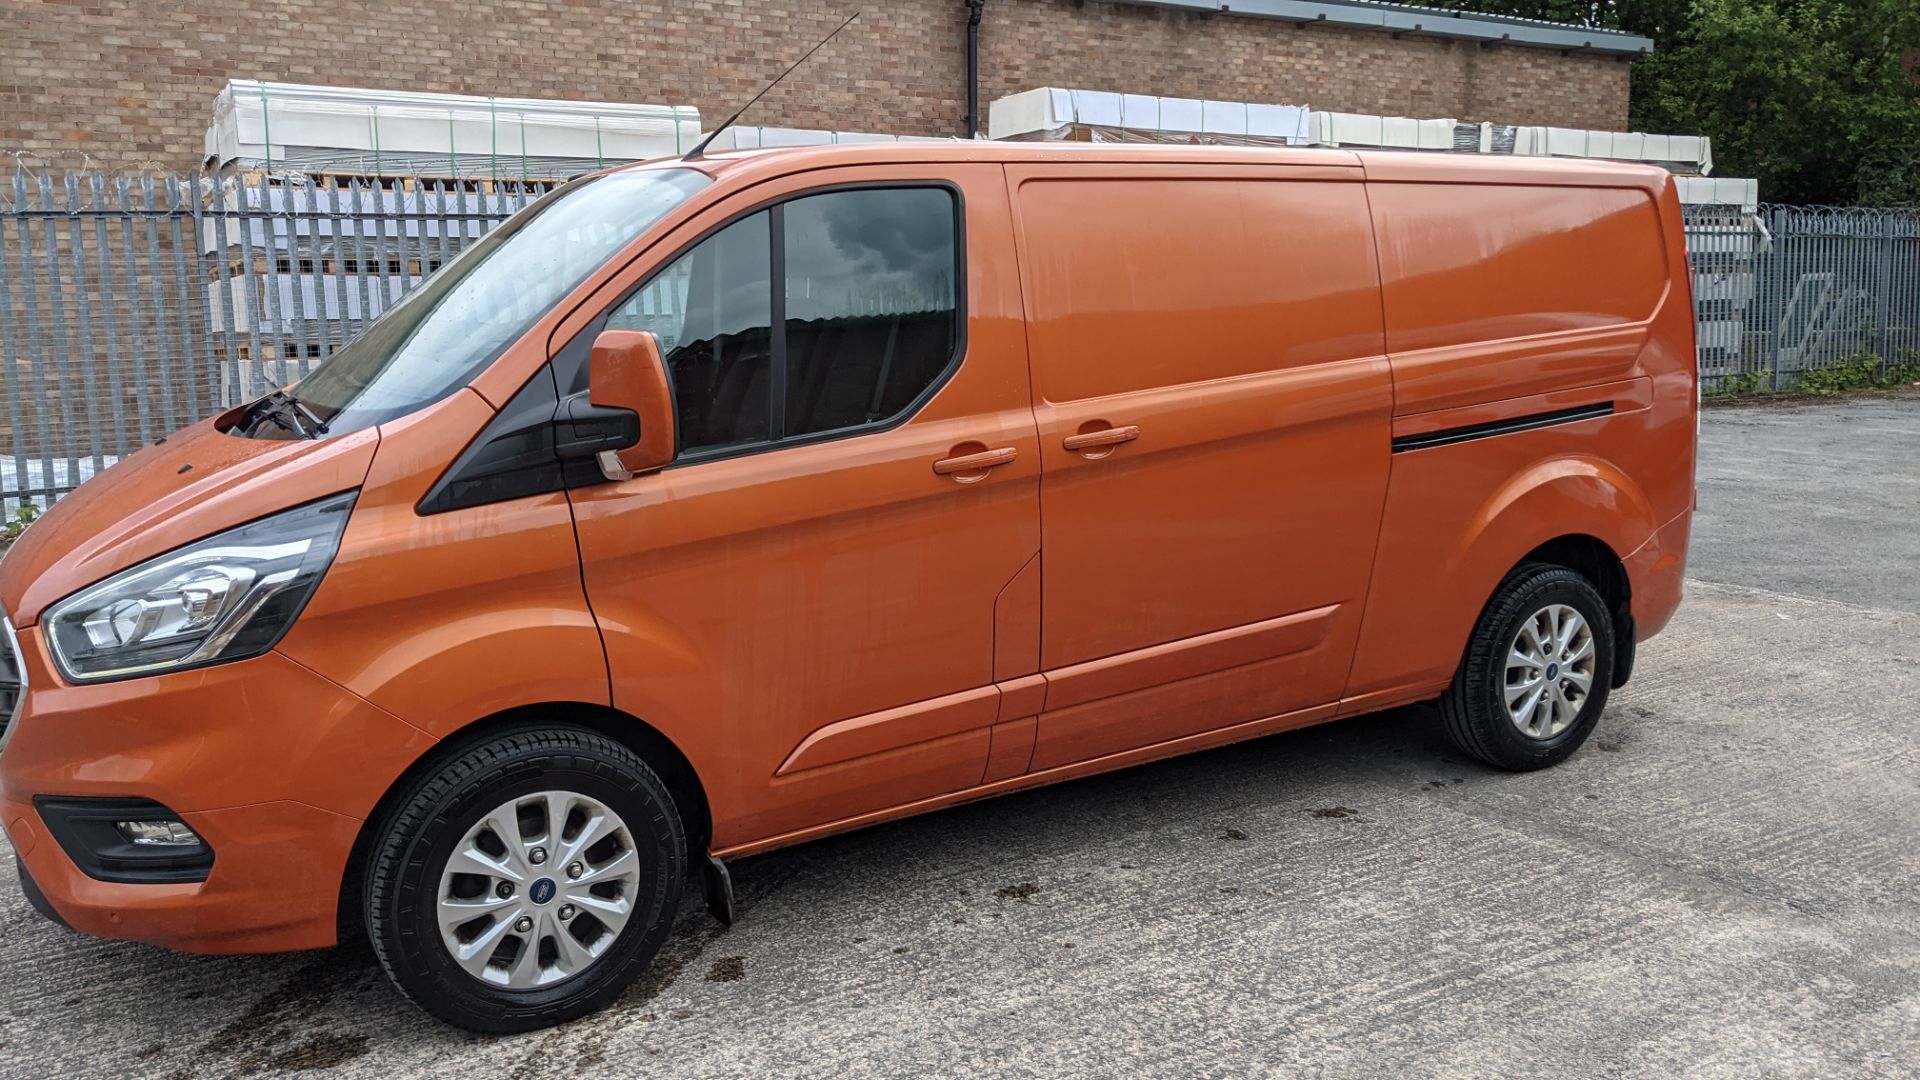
[44,491,356,683]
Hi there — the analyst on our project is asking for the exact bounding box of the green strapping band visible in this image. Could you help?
[595,115,604,169]
[489,97,498,181]
[448,110,459,179]
[258,83,272,171]
[371,103,382,178]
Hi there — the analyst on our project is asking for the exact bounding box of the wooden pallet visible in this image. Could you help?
[225,169,565,193]
[217,255,435,278]
[227,341,332,363]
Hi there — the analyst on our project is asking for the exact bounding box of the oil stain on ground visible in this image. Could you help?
[995,882,1040,901]
[267,1033,371,1071]
[706,956,746,983]
[197,947,381,1075]
[533,917,733,1075]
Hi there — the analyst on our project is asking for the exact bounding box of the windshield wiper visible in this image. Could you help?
[286,394,330,437]
[247,391,323,440]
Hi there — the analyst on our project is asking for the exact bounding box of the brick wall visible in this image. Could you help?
[1,0,1629,173]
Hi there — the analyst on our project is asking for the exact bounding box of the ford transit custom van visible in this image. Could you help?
[0,143,1695,1031]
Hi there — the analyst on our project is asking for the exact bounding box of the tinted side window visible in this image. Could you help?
[782,188,958,436]
[607,186,958,456]
[612,212,772,454]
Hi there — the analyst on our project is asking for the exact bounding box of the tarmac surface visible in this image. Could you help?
[1688,392,1920,612]
[0,396,1914,1078]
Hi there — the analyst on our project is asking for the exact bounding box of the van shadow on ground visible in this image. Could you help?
[0,700,1465,1074]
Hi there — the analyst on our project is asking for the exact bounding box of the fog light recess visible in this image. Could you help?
[33,797,215,883]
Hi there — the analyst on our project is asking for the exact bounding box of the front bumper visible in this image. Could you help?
[1,624,434,954]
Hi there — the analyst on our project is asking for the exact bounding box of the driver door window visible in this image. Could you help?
[608,186,959,457]
[611,211,772,454]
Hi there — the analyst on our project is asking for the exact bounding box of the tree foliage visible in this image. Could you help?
[1423,0,1920,205]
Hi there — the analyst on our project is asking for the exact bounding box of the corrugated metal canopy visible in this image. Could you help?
[1124,0,1655,54]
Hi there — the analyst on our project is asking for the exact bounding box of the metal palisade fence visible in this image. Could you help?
[2,172,1918,509]
[1686,202,1920,394]
[0,169,551,510]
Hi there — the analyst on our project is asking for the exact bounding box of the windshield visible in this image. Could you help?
[278,167,710,435]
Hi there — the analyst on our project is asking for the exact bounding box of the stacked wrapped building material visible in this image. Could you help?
[204,80,702,181]
[698,126,952,151]
[988,88,1313,146]
[987,87,1714,176]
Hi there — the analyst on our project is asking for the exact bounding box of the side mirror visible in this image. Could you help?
[586,328,676,479]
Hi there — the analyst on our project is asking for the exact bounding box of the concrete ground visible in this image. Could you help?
[1,398,1915,1078]
[1689,392,1920,612]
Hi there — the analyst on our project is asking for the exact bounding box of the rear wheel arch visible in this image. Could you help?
[1407,462,1651,697]
[1462,456,1650,620]
[1518,534,1630,617]
[337,702,713,943]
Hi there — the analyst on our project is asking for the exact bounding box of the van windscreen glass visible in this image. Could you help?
[271,167,710,437]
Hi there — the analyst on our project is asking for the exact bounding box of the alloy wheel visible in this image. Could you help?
[1503,603,1596,739]
[435,790,639,989]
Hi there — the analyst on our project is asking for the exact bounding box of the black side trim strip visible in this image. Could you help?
[1391,402,1616,454]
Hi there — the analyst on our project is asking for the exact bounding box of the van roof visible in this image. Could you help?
[634,140,1674,191]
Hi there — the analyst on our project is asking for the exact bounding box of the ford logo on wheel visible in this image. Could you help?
[530,878,557,905]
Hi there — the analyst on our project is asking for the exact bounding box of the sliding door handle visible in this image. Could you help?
[933,446,1018,481]
[1063,424,1140,453]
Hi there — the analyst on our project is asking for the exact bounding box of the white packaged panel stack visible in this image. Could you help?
[988,88,1312,146]
[986,88,1714,176]
[1307,111,1458,150]
[1676,177,1764,375]
[699,126,951,151]
[1512,127,1713,175]
[200,81,700,400]
[205,80,702,180]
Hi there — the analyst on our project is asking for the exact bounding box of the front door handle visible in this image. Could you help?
[1063,425,1140,452]
[933,446,1018,480]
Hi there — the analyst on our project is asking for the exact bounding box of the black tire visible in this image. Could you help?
[364,723,685,1033]
[1439,563,1616,771]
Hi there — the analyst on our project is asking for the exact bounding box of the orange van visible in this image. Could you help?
[0,143,1694,1031]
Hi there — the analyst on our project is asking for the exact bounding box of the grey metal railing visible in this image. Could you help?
[4,173,1918,509]
[1686,203,1920,393]
[0,170,550,509]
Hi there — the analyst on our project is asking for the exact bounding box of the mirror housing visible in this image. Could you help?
[586,328,676,479]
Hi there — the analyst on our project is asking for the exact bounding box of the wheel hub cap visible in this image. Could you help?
[1503,603,1596,740]
[436,790,639,989]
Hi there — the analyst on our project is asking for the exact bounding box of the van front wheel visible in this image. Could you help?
[364,724,686,1033]
[1439,564,1616,771]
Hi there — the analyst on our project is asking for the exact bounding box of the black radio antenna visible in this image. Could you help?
[683,9,862,161]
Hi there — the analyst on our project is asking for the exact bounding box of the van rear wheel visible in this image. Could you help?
[1439,563,1616,771]
[364,724,685,1033]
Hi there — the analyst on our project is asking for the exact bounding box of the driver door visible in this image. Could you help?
[561,164,1041,851]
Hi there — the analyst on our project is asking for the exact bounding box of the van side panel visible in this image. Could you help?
[1006,165,1393,767]
[1372,183,1668,359]
[1343,170,1695,703]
